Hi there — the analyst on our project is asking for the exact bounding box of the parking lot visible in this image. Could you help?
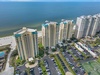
[15,41,97,75]
[37,55,71,75]
[56,54,68,72]
[50,57,62,75]
[34,66,40,75]
[43,56,58,75]
[37,56,60,75]
[62,49,85,75]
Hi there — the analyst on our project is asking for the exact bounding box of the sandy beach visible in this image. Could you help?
[0,36,16,49]
[0,30,42,48]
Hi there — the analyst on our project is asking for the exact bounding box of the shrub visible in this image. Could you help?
[28,60,35,65]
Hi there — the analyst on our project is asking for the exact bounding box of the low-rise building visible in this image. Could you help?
[74,43,84,52]
[78,42,98,58]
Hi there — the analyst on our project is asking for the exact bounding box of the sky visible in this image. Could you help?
[0,0,100,2]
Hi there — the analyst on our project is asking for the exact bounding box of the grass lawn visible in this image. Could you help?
[54,55,65,75]
[82,60,100,75]
[39,60,47,75]
[89,38,100,47]
[59,52,76,75]
[97,56,100,63]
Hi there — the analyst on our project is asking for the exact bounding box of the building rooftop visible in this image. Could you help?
[60,19,73,24]
[80,15,85,19]
[42,21,58,27]
[49,21,57,24]
[14,27,37,35]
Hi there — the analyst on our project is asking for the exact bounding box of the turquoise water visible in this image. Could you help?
[0,2,100,36]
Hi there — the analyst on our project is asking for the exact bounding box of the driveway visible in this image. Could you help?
[43,56,58,75]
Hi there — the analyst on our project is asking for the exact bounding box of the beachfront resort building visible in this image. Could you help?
[95,14,100,32]
[59,20,73,42]
[14,27,38,61]
[75,14,100,39]
[42,21,59,48]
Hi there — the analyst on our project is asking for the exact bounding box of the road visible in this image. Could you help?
[5,36,16,71]
[43,56,58,75]
[5,49,13,71]
[34,66,40,75]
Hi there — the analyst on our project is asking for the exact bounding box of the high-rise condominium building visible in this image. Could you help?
[90,15,100,36]
[75,15,100,39]
[42,21,59,48]
[14,27,38,61]
[59,20,73,42]
[95,14,100,33]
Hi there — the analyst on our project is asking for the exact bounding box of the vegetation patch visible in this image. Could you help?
[54,55,65,75]
[39,60,47,75]
[59,52,76,75]
[38,43,44,58]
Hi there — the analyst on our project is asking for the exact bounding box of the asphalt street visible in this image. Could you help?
[34,66,40,75]
[43,56,58,75]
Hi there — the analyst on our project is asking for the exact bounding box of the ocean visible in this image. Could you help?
[0,2,100,36]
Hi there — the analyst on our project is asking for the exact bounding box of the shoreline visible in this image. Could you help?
[0,31,42,38]
[0,27,42,37]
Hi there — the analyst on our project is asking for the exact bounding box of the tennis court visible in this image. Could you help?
[82,60,100,75]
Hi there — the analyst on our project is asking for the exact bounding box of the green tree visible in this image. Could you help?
[62,39,66,43]
[38,43,44,57]
[52,48,56,52]
[60,48,63,52]
[11,50,18,57]
[25,68,30,75]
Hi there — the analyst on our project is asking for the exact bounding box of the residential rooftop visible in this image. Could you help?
[14,27,37,34]
[42,21,58,27]
[60,19,73,24]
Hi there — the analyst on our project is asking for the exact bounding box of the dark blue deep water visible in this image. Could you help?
[0,2,100,36]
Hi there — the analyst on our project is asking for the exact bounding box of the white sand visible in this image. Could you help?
[0,36,16,50]
[0,31,42,48]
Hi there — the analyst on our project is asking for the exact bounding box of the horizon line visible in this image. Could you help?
[1,0,100,2]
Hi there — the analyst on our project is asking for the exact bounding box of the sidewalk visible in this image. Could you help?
[0,67,14,75]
